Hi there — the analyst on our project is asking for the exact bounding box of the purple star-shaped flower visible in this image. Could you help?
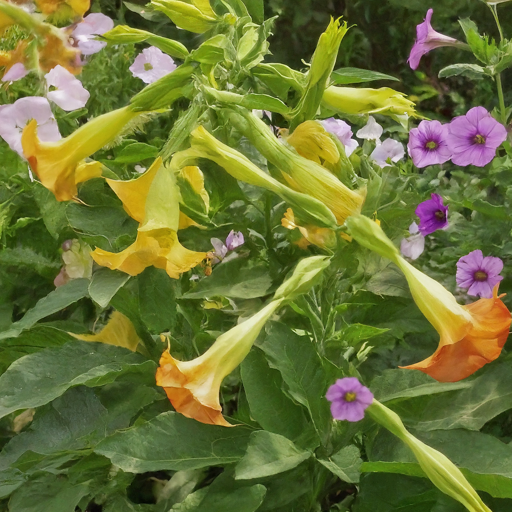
[408,9,463,70]
[456,250,503,299]
[415,193,448,236]
[129,46,177,84]
[408,120,452,168]
[326,377,374,422]
[447,106,507,167]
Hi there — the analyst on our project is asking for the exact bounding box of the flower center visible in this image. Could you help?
[474,134,486,145]
[426,141,437,150]
[344,392,357,402]
[474,270,488,282]
[144,62,154,71]
[435,210,446,221]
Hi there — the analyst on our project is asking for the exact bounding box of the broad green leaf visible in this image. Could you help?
[32,184,69,239]
[461,199,509,220]
[95,412,251,472]
[259,322,331,443]
[137,267,177,332]
[0,279,89,340]
[111,143,159,164]
[318,445,362,484]
[243,0,264,23]
[235,431,311,480]
[241,349,310,441]
[0,341,155,419]
[89,268,130,308]
[0,246,61,277]
[8,473,89,512]
[364,263,410,298]
[336,323,389,346]
[0,468,26,499]
[439,63,486,80]
[183,258,274,299]
[331,67,399,85]
[190,34,231,64]
[240,93,290,115]
[459,18,498,65]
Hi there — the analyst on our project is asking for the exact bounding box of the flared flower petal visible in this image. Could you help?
[45,65,90,111]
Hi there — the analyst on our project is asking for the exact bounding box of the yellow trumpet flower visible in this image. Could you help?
[22,107,140,201]
[346,215,511,382]
[156,256,330,425]
[91,158,206,279]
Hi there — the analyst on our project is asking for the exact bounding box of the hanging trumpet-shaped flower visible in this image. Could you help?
[368,400,491,512]
[156,256,331,426]
[91,157,207,279]
[21,106,141,201]
[322,86,416,119]
[345,214,511,382]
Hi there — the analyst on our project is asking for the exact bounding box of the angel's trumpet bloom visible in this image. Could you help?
[22,106,139,201]
[346,215,511,382]
[91,158,206,279]
[156,256,331,425]
[368,400,491,512]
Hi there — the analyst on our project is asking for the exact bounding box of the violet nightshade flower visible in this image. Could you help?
[408,120,452,168]
[321,118,358,157]
[447,106,507,167]
[408,9,464,70]
[326,377,374,422]
[129,46,177,84]
[370,138,405,167]
[456,250,504,299]
[72,13,114,56]
[400,222,425,260]
[45,65,90,111]
[415,193,448,236]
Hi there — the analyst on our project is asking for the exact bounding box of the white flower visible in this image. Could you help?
[321,117,358,156]
[2,63,29,83]
[129,46,177,84]
[46,65,90,111]
[72,13,114,56]
[356,116,383,141]
[400,222,425,260]
[370,138,404,167]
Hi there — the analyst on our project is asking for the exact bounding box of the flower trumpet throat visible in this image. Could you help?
[22,106,141,201]
[345,214,511,382]
[156,255,330,426]
[367,400,492,512]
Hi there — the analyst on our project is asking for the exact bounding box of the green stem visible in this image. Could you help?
[489,3,504,42]
[496,73,507,125]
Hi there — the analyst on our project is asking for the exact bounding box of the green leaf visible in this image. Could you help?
[89,268,130,309]
[0,341,155,419]
[137,267,177,332]
[459,18,498,65]
[0,468,26,499]
[331,67,399,85]
[32,184,69,239]
[259,322,331,443]
[95,412,252,472]
[438,63,486,80]
[240,93,290,115]
[461,199,509,220]
[161,102,202,160]
[8,473,89,512]
[111,143,159,164]
[336,323,389,346]
[235,431,311,480]
[243,0,264,23]
[183,258,274,299]
[190,34,232,64]
[0,246,61,277]
[364,263,410,298]
[241,348,310,441]
[0,279,90,340]
[318,445,362,484]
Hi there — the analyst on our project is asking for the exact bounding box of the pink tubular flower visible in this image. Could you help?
[72,13,114,56]
[456,250,504,299]
[447,107,507,167]
[129,46,177,84]
[45,65,90,111]
[408,120,452,168]
[408,9,464,70]
[326,377,374,422]
[321,118,359,156]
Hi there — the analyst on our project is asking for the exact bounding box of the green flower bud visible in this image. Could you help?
[151,0,219,33]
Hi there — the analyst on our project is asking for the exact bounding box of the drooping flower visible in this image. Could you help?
[326,377,374,422]
[321,117,358,156]
[91,158,207,279]
[346,214,512,382]
[447,106,507,167]
[1,62,28,82]
[408,9,465,70]
[408,120,452,168]
[129,46,177,84]
[356,116,383,141]
[400,222,425,260]
[21,105,139,201]
[0,97,61,157]
[156,256,330,426]
[71,13,114,56]
[370,138,405,167]
[415,193,448,236]
[456,250,504,299]
[45,65,89,111]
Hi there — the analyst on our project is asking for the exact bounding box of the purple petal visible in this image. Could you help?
[480,255,504,277]
[76,37,107,56]
[465,106,490,129]
[2,62,29,82]
[45,65,90,111]
[129,46,177,84]
[468,280,493,299]
[225,230,244,251]
[72,13,114,37]
[477,116,507,147]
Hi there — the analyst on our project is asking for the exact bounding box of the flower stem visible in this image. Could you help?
[489,3,504,43]
[488,3,507,124]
